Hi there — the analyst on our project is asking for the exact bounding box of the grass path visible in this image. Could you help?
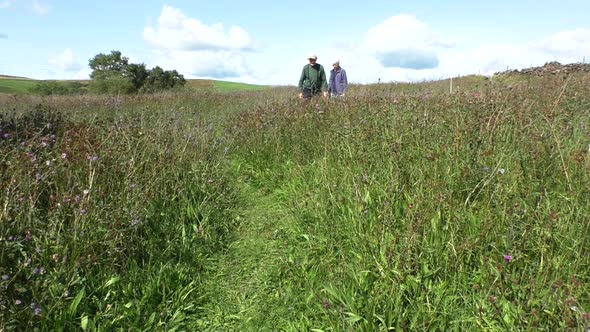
[199,180,303,331]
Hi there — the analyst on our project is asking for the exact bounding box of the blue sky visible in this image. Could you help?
[1,0,590,84]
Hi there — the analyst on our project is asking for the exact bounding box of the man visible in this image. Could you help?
[298,55,328,99]
[329,60,348,97]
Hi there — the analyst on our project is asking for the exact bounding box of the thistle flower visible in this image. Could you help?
[503,255,513,263]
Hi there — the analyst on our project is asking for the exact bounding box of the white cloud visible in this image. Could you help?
[32,0,49,16]
[144,5,254,51]
[534,28,590,60]
[364,14,455,70]
[149,50,251,79]
[48,48,82,72]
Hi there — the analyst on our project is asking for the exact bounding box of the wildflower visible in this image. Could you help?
[1,275,9,281]
[79,209,87,215]
[15,299,22,305]
[483,166,490,172]
[61,153,67,160]
[83,189,90,195]
[34,306,42,316]
[130,183,137,190]
[503,255,513,263]
[87,155,98,162]
[2,133,9,139]
[74,195,81,203]
[33,267,40,275]
[322,300,330,309]
[498,168,506,175]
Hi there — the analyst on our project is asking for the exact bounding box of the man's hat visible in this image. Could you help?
[308,54,317,60]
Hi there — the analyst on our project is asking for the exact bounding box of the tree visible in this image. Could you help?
[89,51,129,80]
[88,50,186,94]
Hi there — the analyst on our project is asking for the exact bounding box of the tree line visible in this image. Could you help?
[31,51,186,95]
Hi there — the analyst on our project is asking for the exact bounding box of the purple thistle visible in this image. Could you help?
[503,255,513,263]
[79,209,87,215]
[33,267,40,275]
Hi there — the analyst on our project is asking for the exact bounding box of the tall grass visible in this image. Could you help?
[1,74,589,330]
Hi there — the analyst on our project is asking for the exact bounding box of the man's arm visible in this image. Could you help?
[341,69,348,93]
[298,65,307,90]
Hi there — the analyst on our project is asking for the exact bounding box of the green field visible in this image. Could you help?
[1,73,589,331]
[0,77,38,94]
[0,77,268,94]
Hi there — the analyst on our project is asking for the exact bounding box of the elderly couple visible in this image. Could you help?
[298,55,348,99]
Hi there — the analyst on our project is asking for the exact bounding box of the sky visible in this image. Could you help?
[1,0,590,85]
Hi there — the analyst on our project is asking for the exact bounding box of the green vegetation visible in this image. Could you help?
[213,80,268,92]
[0,78,38,94]
[1,73,590,331]
[88,51,186,94]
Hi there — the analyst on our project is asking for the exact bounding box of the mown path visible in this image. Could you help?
[199,180,302,331]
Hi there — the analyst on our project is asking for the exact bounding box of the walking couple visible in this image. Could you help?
[298,55,348,99]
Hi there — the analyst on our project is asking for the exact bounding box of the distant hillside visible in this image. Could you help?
[0,76,268,94]
[0,74,33,80]
[0,77,38,94]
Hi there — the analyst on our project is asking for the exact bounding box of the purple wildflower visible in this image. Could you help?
[87,155,99,162]
[15,299,22,305]
[79,209,87,215]
[33,267,40,275]
[34,306,42,316]
[2,133,9,139]
[503,255,513,263]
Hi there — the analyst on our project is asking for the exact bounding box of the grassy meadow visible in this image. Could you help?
[0,77,38,94]
[1,73,590,331]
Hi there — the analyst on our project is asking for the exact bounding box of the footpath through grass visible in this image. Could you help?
[200,179,301,330]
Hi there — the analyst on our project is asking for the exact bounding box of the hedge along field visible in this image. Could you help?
[1,74,590,331]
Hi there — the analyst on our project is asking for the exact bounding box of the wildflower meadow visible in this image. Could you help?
[1,73,590,330]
